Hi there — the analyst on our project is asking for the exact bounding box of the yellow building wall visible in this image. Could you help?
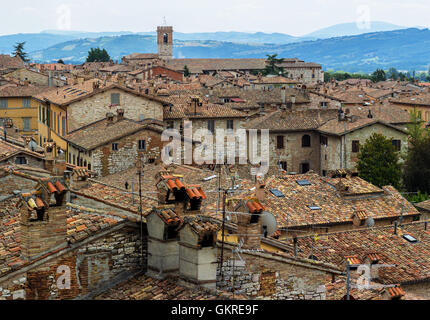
[37,102,68,151]
[397,104,430,122]
[0,97,39,137]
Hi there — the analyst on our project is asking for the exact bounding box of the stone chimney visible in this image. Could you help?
[281,86,286,104]
[19,179,69,261]
[146,207,182,278]
[178,217,219,289]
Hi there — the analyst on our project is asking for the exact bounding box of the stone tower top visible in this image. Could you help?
[157,26,173,60]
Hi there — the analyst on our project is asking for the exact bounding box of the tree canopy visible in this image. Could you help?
[371,69,386,83]
[403,110,430,194]
[13,42,29,62]
[86,48,111,63]
[356,133,402,189]
[183,65,190,77]
[263,54,285,76]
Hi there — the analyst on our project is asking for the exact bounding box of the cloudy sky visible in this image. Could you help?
[1,0,429,36]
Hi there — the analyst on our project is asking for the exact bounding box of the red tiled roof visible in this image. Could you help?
[47,182,58,193]
[388,286,405,298]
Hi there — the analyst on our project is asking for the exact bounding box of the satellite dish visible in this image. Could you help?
[261,211,277,237]
[366,217,375,228]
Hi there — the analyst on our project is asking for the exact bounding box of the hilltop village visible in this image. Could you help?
[1,26,430,301]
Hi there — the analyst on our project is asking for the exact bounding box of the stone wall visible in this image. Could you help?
[90,129,164,177]
[0,223,145,300]
[216,248,330,300]
[0,174,38,195]
[67,89,164,132]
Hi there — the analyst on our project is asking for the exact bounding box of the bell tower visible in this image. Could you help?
[157,26,173,60]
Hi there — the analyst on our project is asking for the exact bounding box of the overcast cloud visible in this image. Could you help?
[1,0,429,36]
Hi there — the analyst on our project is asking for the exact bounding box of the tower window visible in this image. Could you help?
[163,33,168,43]
[138,140,146,150]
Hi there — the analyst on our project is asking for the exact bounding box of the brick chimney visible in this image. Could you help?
[155,171,206,215]
[235,199,264,250]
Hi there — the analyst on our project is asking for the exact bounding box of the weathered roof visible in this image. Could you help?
[245,109,338,131]
[95,274,240,300]
[34,79,168,106]
[64,117,164,151]
[317,118,408,136]
[292,221,430,285]
[209,173,419,229]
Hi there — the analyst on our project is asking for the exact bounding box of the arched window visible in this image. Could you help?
[163,33,168,43]
[302,135,311,147]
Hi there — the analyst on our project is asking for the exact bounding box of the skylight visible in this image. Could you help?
[403,234,418,243]
[270,189,285,198]
[296,180,311,186]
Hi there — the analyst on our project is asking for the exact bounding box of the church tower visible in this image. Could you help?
[157,26,173,60]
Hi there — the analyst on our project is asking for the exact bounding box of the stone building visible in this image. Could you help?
[4,68,65,87]
[34,79,168,153]
[245,107,409,176]
[64,111,166,176]
[0,139,44,168]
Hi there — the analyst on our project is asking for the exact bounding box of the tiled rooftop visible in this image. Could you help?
[95,274,242,300]
[292,221,430,284]
[207,173,419,229]
[64,117,164,151]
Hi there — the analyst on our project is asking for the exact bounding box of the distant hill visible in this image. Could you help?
[28,28,430,73]
[305,21,406,39]
[41,30,303,44]
[0,33,76,54]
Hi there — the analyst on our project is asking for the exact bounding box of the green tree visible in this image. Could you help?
[183,65,190,77]
[403,110,430,194]
[356,133,402,189]
[386,68,399,80]
[263,54,285,76]
[371,69,386,83]
[58,59,65,64]
[86,48,111,62]
[13,42,29,62]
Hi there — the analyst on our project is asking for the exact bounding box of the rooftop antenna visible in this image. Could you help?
[162,16,167,26]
